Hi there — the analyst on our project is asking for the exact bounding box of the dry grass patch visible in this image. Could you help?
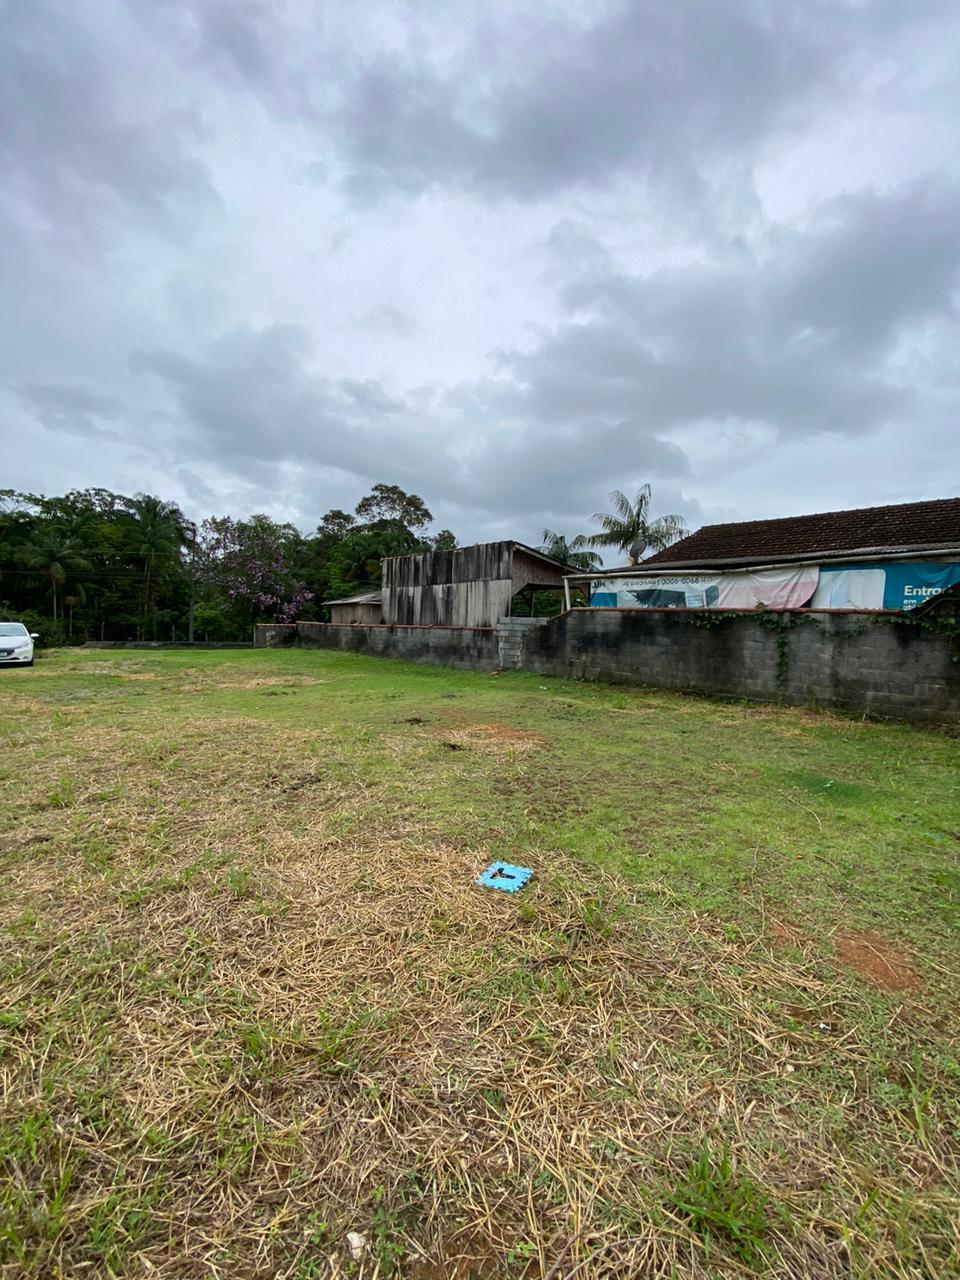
[442,723,543,756]
[3,815,956,1277]
[159,666,329,694]
[1,652,958,1278]
[214,676,330,690]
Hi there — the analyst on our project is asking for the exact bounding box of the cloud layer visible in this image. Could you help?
[3,0,959,547]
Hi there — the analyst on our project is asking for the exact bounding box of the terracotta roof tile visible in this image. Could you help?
[637,497,960,570]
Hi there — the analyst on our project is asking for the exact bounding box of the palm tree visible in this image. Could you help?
[63,590,85,638]
[125,495,187,639]
[539,529,602,571]
[588,485,688,564]
[17,530,92,622]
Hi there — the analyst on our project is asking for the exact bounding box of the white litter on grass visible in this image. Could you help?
[346,1231,367,1262]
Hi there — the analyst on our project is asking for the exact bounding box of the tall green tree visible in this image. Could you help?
[62,587,89,638]
[326,524,426,599]
[355,484,432,530]
[588,486,688,564]
[539,529,602,571]
[196,515,311,630]
[124,495,187,639]
[301,512,356,612]
[0,481,453,642]
[17,529,92,622]
[0,493,38,601]
[317,509,356,539]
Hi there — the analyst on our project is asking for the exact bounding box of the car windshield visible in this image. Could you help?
[0,623,28,636]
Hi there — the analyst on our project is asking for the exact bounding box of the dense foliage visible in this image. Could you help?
[1,482,687,642]
[0,485,452,643]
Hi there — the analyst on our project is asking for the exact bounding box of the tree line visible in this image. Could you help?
[0,482,686,644]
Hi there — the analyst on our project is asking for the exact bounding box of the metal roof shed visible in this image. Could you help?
[324,591,383,625]
[381,541,574,628]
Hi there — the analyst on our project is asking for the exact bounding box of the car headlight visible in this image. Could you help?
[15,639,31,649]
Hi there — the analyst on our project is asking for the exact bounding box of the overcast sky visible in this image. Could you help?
[3,0,959,547]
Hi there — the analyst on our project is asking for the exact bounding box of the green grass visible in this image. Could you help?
[665,1141,773,1269]
[0,647,958,1278]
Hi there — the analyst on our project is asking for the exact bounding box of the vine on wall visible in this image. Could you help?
[680,608,819,699]
[878,605,960,662]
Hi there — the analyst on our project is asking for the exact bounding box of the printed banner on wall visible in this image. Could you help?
[591,566,818,610]
[812,562,960,611]
[714,567,819,609]
[592,561,960,612]
[590,574,718,609]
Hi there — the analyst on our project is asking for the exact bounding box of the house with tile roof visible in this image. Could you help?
[583,498,960,612]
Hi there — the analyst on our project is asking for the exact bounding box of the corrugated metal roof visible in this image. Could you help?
[323,591,383,606]
[511,542,581,574]
[380,541,579,575]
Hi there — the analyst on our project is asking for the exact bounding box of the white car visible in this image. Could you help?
[0,622,39,667]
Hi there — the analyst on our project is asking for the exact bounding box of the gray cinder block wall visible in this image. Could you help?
[519,610,959,725]
[254,609,960,725]
[292,621,501,670]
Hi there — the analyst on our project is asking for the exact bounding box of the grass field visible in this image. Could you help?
[1,648,958,1279]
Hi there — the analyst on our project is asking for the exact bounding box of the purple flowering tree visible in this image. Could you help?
[197,515,311,627]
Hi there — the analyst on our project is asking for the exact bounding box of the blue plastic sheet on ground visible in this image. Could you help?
[477,862,533,893]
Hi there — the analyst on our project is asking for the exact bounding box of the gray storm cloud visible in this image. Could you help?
[2,0,959,542]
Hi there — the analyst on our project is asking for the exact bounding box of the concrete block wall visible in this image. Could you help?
[495,617,546,669]
[519,610,959,726]
[520,610,783,699]
[253,624,297,648]
[291,621,501,671]
[778,612,958,722]
[85,640,254,650]
[257,617,547,672]
[254,611,960,726]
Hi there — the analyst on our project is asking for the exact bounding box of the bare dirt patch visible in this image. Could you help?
[406,1231,504,1280]
[834,928,922,993]
[769,920,922,993]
